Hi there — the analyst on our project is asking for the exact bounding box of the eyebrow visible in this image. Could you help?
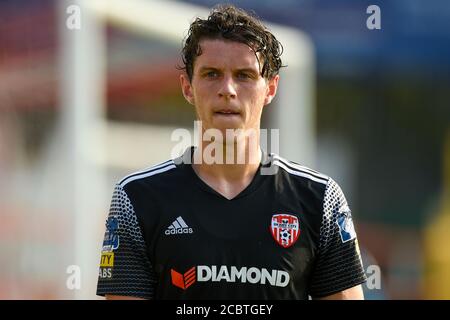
[198,66,220,73]
[235,68,259,75]
[198,66,260,74]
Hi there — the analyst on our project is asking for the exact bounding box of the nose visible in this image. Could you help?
[217,75,237,99]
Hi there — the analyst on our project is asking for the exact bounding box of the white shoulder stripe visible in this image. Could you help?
[119,162,176,187]
[121,159,174,181]
[272,154,328,180]
[273,160,329,185]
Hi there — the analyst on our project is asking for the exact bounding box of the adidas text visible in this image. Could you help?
[165,227,193,235]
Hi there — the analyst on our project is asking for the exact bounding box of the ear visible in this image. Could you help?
[180,74,195,105]
[263,75,279,105]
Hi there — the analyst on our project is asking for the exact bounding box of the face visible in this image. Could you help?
[180,39,279,137]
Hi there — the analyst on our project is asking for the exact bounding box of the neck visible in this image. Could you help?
[192,130,262,182]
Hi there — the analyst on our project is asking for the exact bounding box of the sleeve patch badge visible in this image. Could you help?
[102,216,120,252]
[100,252,114,267]
[336,208,356,243]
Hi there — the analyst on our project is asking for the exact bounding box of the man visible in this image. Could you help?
[97,4,366,300]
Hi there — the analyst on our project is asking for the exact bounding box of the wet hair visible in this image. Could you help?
[180,4,284,81]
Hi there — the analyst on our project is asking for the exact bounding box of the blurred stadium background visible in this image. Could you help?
[0,0,449,299]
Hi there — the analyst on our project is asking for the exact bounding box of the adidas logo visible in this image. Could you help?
[165,216,193,235]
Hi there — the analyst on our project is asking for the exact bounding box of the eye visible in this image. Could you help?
[236,72,253,80]
[205,71,219,78]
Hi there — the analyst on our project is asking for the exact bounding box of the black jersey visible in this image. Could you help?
[97,147,366,299]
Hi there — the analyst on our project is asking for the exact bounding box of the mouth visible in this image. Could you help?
[214,109,241,116]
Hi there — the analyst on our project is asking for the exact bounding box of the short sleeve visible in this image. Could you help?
[96,184,156,299]
[308,178,367,298]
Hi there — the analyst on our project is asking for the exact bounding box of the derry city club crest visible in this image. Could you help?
[270,214,300,248]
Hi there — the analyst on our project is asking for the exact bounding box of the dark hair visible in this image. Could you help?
[180,4,284,81]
